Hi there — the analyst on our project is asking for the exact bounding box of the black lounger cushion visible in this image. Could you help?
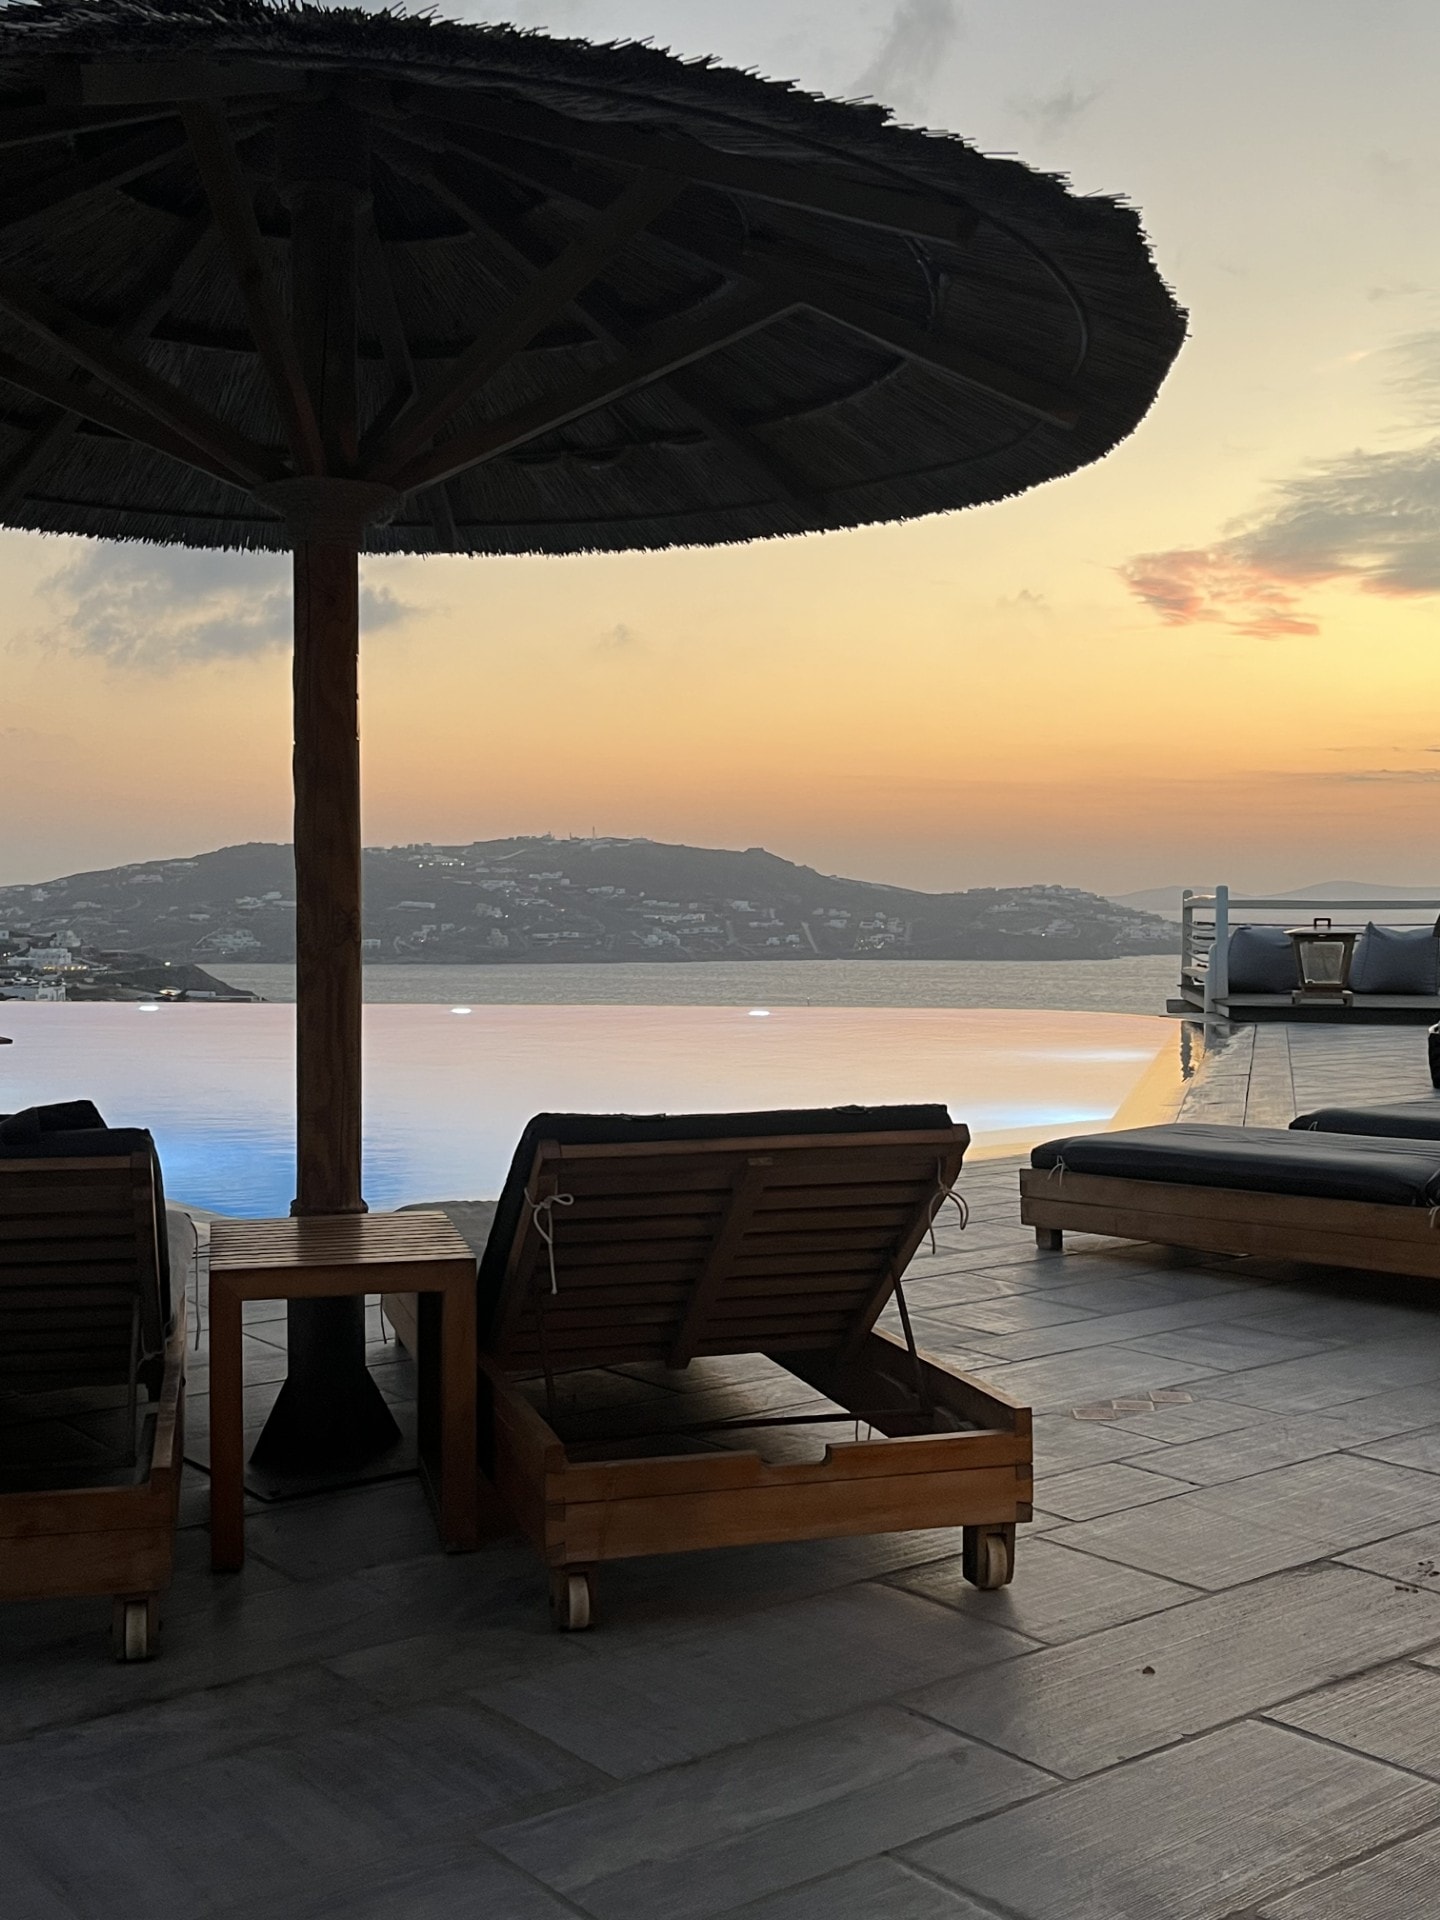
[0,1100,107,1143]
[1291,1100,1440,1141]
[478,1103,954,1342]
[1030,1123,1440,1208]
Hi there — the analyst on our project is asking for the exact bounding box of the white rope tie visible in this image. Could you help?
[1045,1155,1069,1186]
[925,1161,970,1255]
[531,1192,575,1294]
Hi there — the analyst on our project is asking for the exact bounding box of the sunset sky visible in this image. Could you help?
[5,0,1440,895]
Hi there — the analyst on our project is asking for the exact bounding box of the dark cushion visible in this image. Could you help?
[1292,1100,1440,1141]
[1030,1123,1440,1208]
[1348,924,1440,995]
[1225,926,1298,994]
[0,1100,107,1144]
[477,1103,955,1341]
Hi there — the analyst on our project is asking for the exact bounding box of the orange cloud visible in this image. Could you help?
[1123,331,1440,638]
[1117,547,1321,638]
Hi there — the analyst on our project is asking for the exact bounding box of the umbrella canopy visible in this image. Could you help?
[0,2,1184,558]
[0,0,1183,1466]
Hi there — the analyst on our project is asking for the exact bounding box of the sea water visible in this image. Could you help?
[214,953,1179,1013]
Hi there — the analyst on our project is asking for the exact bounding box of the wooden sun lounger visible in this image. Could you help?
[1019,1123,1440,1283]
[468,1106,1032,1629]
[0,1146,186,1660]
[1021,1168,1440,1277]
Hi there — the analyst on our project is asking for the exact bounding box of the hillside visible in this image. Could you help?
[0,838,1179,967]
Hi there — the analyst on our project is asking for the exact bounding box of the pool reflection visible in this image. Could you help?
[0,1002,1169,1216]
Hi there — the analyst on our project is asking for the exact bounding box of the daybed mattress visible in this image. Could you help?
[1290,1100,1440,1141]
[1029,1123,1440,1208]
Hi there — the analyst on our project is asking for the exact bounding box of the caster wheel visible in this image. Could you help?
[962,1526,1014,1591]
[550,1570,593,1632]
[113,1597,157,1662]
[975,1534,1010,1591]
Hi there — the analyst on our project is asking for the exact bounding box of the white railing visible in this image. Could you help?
[1181,888,1440,1012]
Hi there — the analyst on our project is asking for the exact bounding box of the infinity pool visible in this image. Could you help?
[0,1003,1171,1216]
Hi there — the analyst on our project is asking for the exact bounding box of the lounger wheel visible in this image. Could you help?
[962,1526,1014,1591]
[976,1535,1010,1589]
[112,1595,158,1663]
[550,1570,593,1632]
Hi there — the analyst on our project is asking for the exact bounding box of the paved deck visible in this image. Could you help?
[6,1023,1440,1918]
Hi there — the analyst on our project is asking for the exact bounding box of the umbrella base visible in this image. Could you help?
[243,1427,414,1504]
[249,1296,402,1475]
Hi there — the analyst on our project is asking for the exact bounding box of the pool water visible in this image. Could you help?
[0,1003,1171,1217]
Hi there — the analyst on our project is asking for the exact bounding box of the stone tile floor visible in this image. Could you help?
[6,1019,1440,1916]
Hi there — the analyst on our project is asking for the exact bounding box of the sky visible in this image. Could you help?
[5,0,1440,896]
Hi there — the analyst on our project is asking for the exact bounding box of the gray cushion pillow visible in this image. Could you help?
[1225,926,1298,993]
[1349,923,1440,995]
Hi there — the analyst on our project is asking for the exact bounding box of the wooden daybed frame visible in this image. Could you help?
[1019,1165,1440,1280]
[0,1150,186,1660]
[466,1111,1033,1629]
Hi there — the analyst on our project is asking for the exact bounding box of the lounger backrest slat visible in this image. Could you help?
[489,1124,968,1371]
[0,1154,163,1399]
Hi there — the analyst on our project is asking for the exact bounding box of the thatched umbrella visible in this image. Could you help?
[0,1,1184,1467]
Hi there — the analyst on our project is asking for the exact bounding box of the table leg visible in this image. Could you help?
[209,1281,247,1572]
[438,1266,478,1550]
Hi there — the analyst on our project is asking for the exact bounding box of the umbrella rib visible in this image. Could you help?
[573,286,824,514]
[0,218,214,515]
[393,146,821,515]
[358,209,418,448]
[405,89,979,246]
[181,100,326,477]
[570,282,824,513]
[367,167,686,483]
[562,270,826,514]
[385,140,612,348]
[661,367,825,519]
[357,210,455,549]
[389,287,795,495]
[0,102,180,153]
[0,122,191,236]
[438,130,1078,428]
[735,255,1079,428]
[0,263,279,485]
[426,479,460,551]
[0,345,252,491]
[56,59,306,111]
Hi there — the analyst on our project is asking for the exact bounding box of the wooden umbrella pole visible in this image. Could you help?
[249,481,397,1475]
[292,533,364,1216]
[258,477,399,1216]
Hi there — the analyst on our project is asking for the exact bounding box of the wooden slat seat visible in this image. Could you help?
[480,1108,968,1374]
[461,1105,1034,1628]
[0,1114,186,1659]
[0,1153,166,1415]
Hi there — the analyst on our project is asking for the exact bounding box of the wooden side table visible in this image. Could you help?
[207,1211,477,1572]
